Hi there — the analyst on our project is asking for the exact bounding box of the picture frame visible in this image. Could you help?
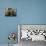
[5,8,16,16]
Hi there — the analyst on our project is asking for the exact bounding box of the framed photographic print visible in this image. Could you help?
[18,24,46,46]
[5,8,16,16]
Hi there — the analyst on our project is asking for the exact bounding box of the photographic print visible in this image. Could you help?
[18,24,46,41]
[5,8,16,16]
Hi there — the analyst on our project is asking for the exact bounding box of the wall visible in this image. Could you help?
[20,0,46,24]
[0,0,46,44]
